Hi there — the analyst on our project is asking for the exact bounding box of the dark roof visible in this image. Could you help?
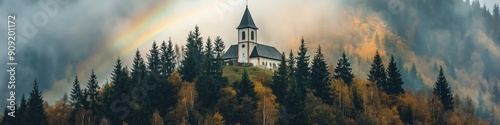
[222,45,238,59]
[237,6,258,29]
[250,44,282,60]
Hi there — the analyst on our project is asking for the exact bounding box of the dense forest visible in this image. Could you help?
[2,0,500,124]
[0,25,493,124]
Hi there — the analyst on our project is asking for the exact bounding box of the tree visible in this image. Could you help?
[104,57,132,124]
[433,66,454,111]
[17,94,27,124]
[235,69,257,100]
[196,37,228,111]
[25,80,49,125]
[334,52,355,86]
[180,26,203,82]
[160,38,176,79]
[205,112,225,125]
[86,69,100,112]
[386,55,405,95]
[272,52,288,105]
[368,51,387,91]
[295,37,311,90]
[493,4,499,20]
[70,75,83,109]
[213,36,225,71]
[310,45,331,104]
[303,92,336,125]
[131,49,147,87]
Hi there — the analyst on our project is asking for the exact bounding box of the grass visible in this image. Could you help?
[222,66,274,86]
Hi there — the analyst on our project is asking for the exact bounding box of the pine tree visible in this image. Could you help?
[493,4,499,20]
[368,51,387,91]
[295,37,310,90]
[334,52,355,86]
[26,80,49,125]
[105,58,132,123]
[1,107,15,125]
[17,94,27,124]
[386,55,405,95]
[235,69,257,100]
[433,66,454,111]
[70,75,83,109]
[147,41,172,117]
[197,37,223,110]
[180,26,203,82]
[287,50,296,84]
[310,45,331,104]
[86,69,100,112]
[160,38,176,79]
[131,49,147,88]
[272,52,288,105]
[214,36,225,70]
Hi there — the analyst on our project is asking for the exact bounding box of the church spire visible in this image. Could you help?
[237,3,258,29]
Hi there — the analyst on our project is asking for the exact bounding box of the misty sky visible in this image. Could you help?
[0,0,499,108]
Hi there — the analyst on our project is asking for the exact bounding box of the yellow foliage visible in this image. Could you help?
[205,112,225,125]
[151,110,164,125]
[254,81,279,125]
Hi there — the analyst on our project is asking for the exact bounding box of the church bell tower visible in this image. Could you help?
[237,5,258,63]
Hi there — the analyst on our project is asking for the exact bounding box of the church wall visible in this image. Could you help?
[250,57,280,70]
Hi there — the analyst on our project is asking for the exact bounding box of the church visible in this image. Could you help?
[222,6,282,70]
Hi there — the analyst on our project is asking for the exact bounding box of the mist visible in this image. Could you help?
[1,0,499,119]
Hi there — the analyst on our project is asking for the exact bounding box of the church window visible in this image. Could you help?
[242,31,246,40]
[251,31,255,40]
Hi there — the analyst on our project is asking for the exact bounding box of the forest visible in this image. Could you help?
[0,26,492,125]
[2,0,500,124]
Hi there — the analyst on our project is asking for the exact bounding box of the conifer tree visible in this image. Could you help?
[17,94,27,124]
[131,49,147,88]
[272,52,288,105]
[334,52,355,86]
[26,80,49,125]
[295,37,310,90]
[86,69,100,111]
[70,75,83,109]
[310,45,331,104]
[386,55,405,95]
[180,26,203,82]
[160,38,176,79]
[433,66,454,111]
[368,51,387,91]
[235,69,257,100]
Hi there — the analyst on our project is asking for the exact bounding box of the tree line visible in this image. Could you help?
[2,25,489,125]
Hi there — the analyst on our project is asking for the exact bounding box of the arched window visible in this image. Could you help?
[242,31,246,40]
[251,31,255,40]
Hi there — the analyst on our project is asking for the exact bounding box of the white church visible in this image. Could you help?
[222,6,282,70]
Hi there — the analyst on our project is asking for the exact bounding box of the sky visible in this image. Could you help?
[0,0,499,107]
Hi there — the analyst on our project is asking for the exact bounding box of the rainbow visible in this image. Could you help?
[76,0,218,82]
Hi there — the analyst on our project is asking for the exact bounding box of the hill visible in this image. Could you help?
[222,66,274,86]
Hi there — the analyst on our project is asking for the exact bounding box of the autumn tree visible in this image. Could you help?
[254,81,279,125]
[334,52,355,86]
[310,45,331,104]
[386,55,405,95]
[433,66,454,111]
[303,91,336,125]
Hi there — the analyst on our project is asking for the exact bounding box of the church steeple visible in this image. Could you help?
[237,6,258,29]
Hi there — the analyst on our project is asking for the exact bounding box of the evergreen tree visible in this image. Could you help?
[147,41,172,118]
[287,50,296,84]
[214,36,225,71]
[131,49,147,88]
[70,75,83,109]
[105,58,132,123]
[310,45,331,104]
[386,55,405,95]
[1,107,15,125]
[197,37,226,110]
[160,38,176,79]
[17,94,27,124]
[86,69,100,112]
[433,66,454,111]
[368,51,387,91]
[235,69,257,100]
[180,26,203,82]
[493,4,499,20]
[25,80,49,125]
[272,52,288,105]
[334,52,355,86]
[295,37,310,90]
[352,87,364,113]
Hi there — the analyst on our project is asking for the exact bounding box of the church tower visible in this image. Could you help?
[237,5,258,63]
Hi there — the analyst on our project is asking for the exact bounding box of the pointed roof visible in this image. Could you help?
[237,6,258,29]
